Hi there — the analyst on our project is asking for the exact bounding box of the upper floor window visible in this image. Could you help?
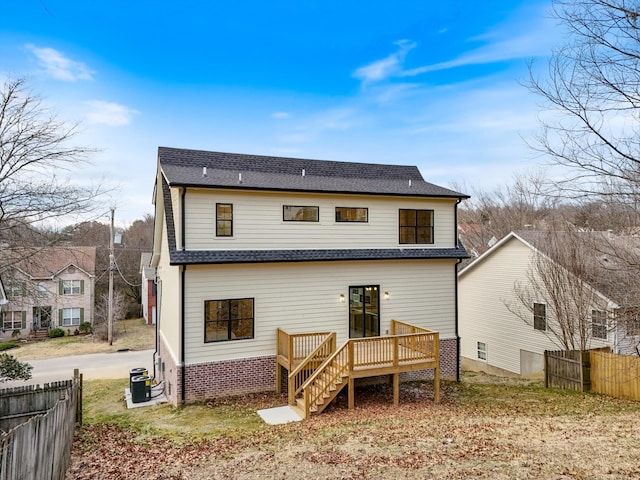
[204,298,254,342]
[533,302,546,331]
[399,209,434,244]
[283,205,319,222]
[7,282,24,298]
[592,310,607,339]
[216,203,233,237]
[336,207,368,223]
[61,280,83,295]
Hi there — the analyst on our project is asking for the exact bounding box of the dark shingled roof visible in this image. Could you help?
[160,175,468,266]
[158,147,468,198]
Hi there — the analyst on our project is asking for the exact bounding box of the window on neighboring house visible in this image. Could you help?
[477,341,487,361]
[204,298,254,342]
[399,209,434,244]
[283,205,319,222]
[61,280,83,295]
[2,311,25,330]
[335,207,368,223]
[533,303,546,331]
[625,314,640,336]
[7,282,24,298]
[60,307,83,327]
[592,310,608,340]
[216,203,233,237]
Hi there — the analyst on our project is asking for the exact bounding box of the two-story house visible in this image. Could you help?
[151,147,468,406]
[1,247,96,336]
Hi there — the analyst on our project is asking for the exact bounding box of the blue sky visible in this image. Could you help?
[2,0,559,226]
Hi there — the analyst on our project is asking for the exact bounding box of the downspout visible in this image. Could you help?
[180,188,187,405]
[181,265,186,405]
[455,197,464,383]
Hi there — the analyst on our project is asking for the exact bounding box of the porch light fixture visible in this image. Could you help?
[340,293,345,303]
[384,291,390,300]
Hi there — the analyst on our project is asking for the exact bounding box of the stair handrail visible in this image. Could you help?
[300,341,350,417]
[287,332,336,405]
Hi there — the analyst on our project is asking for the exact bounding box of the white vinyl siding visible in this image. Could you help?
[157,218,182,361]
[182,189,457,251]
[182,259,457,364]
[459,235,615,375]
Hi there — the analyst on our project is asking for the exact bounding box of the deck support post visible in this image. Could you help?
[434,365,440,403]
[348,377,355,409]
[393,373,399,406]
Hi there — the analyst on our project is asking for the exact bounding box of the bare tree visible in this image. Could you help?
[528,0,640,203]
[508,230,603,350]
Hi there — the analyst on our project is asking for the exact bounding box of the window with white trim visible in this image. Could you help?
[62,308,82,326]
[3,311,24,330]
[592,310,607,340]
[62,280,82,295]
[477,341,487,361]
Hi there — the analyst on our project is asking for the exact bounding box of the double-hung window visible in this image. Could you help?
[533,303,546,331]
[62,280,82,295]
[2,311,25,330]
[477,342,487,361]
[592,310,607,339]
[61,308,82,326]
[216,203,233,237]
[205,298,254,342]
[399,209,434,244]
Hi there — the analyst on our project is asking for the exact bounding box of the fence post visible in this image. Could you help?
[76,369,83,426]
[544,351,548,389]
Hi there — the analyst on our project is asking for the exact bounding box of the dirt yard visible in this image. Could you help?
[66,374,640,480]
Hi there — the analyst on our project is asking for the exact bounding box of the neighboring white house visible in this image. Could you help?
[459,231,640,377]
[140,252,157,325]
[151,147,469,406]
[0,275,7,307]
[0,247,96,336]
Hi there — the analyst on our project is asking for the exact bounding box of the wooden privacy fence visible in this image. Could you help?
[0,370,82,480]
[590,350,640,401]
[544,350,591,392]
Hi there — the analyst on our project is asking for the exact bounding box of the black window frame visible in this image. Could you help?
[399,209,434,244]
[335,207,368,223]
[216,203,233,237]
[533,302,546,331]
[283,205,319,222]
[204,297,254,343]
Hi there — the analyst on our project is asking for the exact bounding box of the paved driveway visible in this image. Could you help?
[2,349,155,388]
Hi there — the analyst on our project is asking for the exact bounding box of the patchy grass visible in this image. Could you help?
[68,374,640,479]
[11,318,154,360]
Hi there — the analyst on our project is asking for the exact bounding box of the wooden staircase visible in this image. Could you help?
[294,344,349,417]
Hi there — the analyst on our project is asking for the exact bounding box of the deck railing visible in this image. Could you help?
[391,319,432,335]
[277,329,334,367]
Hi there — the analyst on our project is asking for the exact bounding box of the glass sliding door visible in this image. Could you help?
[349,285,380,338]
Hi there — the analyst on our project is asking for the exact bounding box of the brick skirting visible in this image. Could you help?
[158,336,459,406]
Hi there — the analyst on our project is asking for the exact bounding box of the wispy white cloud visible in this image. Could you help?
[85,100,139,126]
[271,111,292,119]
[26,44,95,81]
[280,108,360,144]
[352,40,416,84]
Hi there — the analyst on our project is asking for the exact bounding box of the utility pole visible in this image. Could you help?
[108,207,115,346]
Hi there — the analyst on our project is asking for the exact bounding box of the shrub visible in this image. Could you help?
[48,328,65,338]
[79,321,92,334]
[0,341,18,351]
[11,329,21,338]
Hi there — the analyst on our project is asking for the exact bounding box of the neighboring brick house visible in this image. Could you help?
[1,247,96,336]
[151,147,468,406]
[140,252,157,325]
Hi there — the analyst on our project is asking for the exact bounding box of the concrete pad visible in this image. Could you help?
[257,405,303,425]
[124,384,168,409]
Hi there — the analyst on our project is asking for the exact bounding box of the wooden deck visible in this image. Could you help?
[276,320,439,418]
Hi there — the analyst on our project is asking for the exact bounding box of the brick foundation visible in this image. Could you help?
[158,336,459,406]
